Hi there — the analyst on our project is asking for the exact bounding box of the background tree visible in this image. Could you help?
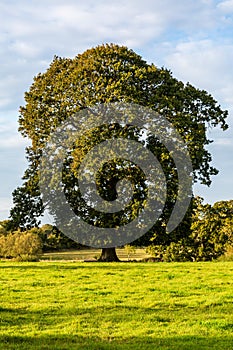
[0,220,12,235]
[9,43,228,261]
[38,224,81,252]
[147,197,233,261]
[190,198,233,260]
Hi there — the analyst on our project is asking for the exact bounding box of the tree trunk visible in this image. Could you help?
[98,247,120,262]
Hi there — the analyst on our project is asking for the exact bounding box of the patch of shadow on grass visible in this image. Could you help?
[0,263,136,271]
[0,305,172,327]
[0,334,232,350]
[0,264,80,270]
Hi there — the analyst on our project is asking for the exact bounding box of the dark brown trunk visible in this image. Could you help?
[98,247,120,262]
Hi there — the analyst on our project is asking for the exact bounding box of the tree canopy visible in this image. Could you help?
[9,43,228,261]
[190,198,233,260]
[147,197,233,261]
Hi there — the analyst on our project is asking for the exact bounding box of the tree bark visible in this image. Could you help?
[98,247,120,262]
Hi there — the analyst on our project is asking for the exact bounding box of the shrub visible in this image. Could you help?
[0,230,42,261]
[218,245,233,262]
[146,242,194,262]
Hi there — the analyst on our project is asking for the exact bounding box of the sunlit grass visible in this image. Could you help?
[0,261,232,349]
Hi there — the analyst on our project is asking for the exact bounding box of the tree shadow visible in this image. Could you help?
[0,305,232,349]
[0,334,232,350]
[0,262,141,271]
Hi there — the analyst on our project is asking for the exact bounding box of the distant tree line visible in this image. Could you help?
[0,197,232,261]
[0,222,81,261]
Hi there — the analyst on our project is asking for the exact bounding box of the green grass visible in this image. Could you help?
[0,261,232,349]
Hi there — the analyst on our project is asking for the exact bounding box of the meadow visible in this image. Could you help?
[0,260,232,349]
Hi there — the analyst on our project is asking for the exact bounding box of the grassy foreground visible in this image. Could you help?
[0,261,232,350]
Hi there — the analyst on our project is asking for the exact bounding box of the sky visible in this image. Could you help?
[0,0,233,221]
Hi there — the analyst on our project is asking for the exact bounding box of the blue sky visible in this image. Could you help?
[0,0,233,221]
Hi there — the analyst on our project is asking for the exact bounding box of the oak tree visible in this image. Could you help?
[10,43,228,261]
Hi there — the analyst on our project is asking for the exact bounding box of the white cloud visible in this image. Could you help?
[0,0,226,60]
[0,197,12,212]
[0,135,28,149]
[218,0,233,13]
[10,41,41,58]
[214,137,233,146]
[0,0,230,111]
[0,113,29,150]
[0,195,19,221]
[164,40,233,113]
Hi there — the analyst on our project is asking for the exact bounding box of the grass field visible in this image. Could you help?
[0,261,233,350]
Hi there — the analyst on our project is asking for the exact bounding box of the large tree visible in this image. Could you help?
[10,43,228,261]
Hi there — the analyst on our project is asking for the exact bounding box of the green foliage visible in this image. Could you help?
[10,43,228,249]
[147,241,194,262]
[38,224,81,251]
[0,222,81,254]
[8,180,44,231]
[190,197,233,260]
[0,220,12,235]
[148,197,233,261]
[0,230,42,261]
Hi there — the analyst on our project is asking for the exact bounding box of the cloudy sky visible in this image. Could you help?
[0,0,233,221]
